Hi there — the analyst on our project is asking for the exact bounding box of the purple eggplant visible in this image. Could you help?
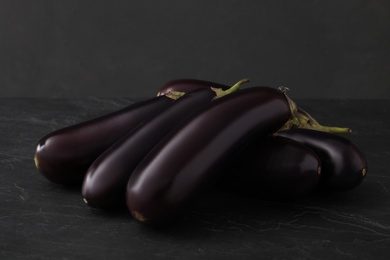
[157,79,228,96]
[81,79,248,209]
[218,136,321,198]
[276,128,367,191]
[159,84,352,134]
[126,86,293,225]
[34,95,178,185]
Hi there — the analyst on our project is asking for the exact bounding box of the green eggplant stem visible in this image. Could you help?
[212,78,250,99]
[296,108,351,133]
[277,87,352,134]
[165,91,186,100]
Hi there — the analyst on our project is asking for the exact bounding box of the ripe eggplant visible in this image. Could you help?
[82,79,248,209]
[159,84,351,135]
[157,79,228,96]
[276,128,367,191]
[218,136,321,198]
[34,94,180,185]
[126,86,293,225]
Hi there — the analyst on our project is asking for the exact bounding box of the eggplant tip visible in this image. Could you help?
[83,198,89,205]
[34,154,39,170]
[317,166,321,176]
[362,167,367,177]
[132,211,147,223]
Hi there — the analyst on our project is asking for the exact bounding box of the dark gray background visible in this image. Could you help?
[1,0,389,98]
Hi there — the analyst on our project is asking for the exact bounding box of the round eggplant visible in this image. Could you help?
[276,128,367,191]
[82,89,217,208]
[34,95,177,185]
[218,136,321,198]
[126,86,292,225]
[157,79,228,96]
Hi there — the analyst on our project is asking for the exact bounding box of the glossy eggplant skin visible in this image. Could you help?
[218,136,321,198]
[276,128,367,191]
[157,79,228,96]
[82,88,216,209]
[34,96,174,185]
[126,87,291,225]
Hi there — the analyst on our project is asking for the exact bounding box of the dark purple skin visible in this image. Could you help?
[218,136,321,198]
[157,79,228,96]
[276,128,367,191]
[126,87,291,225]
[82,88,217,209]
[34,96,174,185]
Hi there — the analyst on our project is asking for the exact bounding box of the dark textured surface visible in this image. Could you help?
[1,0,389,98]
[1,97,390,259]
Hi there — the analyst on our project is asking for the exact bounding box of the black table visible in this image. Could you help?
[1,98,389,259]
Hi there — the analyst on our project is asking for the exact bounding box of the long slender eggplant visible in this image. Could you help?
[34,94,181,185]
[157,79,228,96]
[82,79,248,209]
[218,136,321,198]
[161,85,351,134]
[276,128,367,191]
[126,86,295,225]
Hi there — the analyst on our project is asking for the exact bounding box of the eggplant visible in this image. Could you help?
[276,128,367,191]
[82,80,245,209]
[126,86,292,225]
[34,95,179,185]
[157,79,228,96]
[159,84,353,136]
[218,136,321,198]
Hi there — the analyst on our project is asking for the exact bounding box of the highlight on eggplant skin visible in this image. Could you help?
[157,79,228,96]
[81,88,217,209]
[34,96,174,185]
[276,128,367,191]
[218,136,321,198]
[126,86,292,225]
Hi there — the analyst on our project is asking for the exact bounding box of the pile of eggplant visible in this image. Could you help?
[34,79,367,226]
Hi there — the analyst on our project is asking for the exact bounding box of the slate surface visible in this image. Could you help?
[1,98,389,259]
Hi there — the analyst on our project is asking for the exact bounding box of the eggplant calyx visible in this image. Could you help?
[295,108,352,133]
[165,91,186,100]
[277,87,351,134]
[276,87,300,132]
[212,78,250,100]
